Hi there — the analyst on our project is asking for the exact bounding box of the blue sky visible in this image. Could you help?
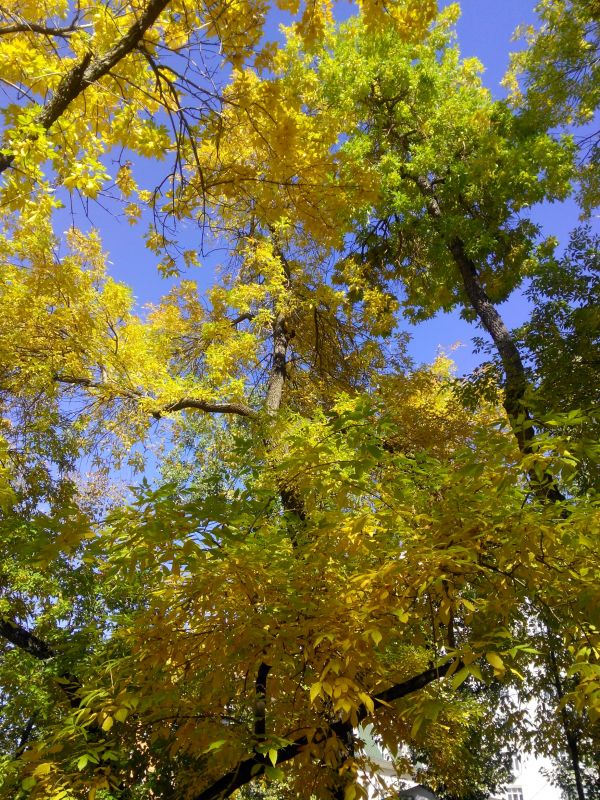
[60,0,585,375]
[452,0,535,93]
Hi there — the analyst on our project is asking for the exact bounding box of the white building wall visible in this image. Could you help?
[492,751,562,800]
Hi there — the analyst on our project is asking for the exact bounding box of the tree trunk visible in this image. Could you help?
[414,174,564,502]
[548,643,587,800]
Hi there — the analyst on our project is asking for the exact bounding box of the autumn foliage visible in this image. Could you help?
[0,2,598,800]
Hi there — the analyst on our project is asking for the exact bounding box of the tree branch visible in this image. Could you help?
[0,0,171,174]
[0,21,87,37]
[0,618,55,660]
[253,661,271,742]
[0,623,456,799]
[53,374,256,419]
[157,399,257,419]
[190,660,454,800]
[448,237,564,502]
[0,618,81,706]
[369,659,453,712]
[230,313,256,326]
[14,712,38,758]
[265,313,289,416]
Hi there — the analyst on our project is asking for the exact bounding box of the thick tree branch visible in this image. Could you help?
[413,175,530,437]
[448,239,564,502]
[258,247,309,533]
[447,237,531,444]
[0,618,81,706]
[260,240,310,537]
[0,0,171,174]
[230,313,256,326]
[157,399,257,419]
[53,374,256,419]
[263,312,307,533]
[190,660,454,800]
[265,313,289,416]
[253,661,271,741]
[264,232,296,418]
[0,618,55,660]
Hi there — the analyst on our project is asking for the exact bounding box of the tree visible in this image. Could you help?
[0,2,598,800]
[504,0,600,213]
[284,7,598,795]
[515,225,600,492]
[406,680,515,800]
[519,618,600,800]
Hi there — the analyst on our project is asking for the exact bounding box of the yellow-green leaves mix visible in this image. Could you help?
[0,2,598,800]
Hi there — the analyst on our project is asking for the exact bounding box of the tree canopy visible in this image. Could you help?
[0,2,598,800]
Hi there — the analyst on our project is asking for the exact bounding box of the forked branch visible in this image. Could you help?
[191,660,456,800]
[0,0,172,174]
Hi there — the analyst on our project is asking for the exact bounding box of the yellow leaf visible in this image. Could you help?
[451,667,470,690]
[367,629,382,646]
[486,652,505,672]
[358,692,375,714]
[344,784,357,800]
[310,682,322,703]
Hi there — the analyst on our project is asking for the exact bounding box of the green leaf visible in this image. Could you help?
[265,766,284,780]
[114,707,129,723]
[204,739,226,753]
